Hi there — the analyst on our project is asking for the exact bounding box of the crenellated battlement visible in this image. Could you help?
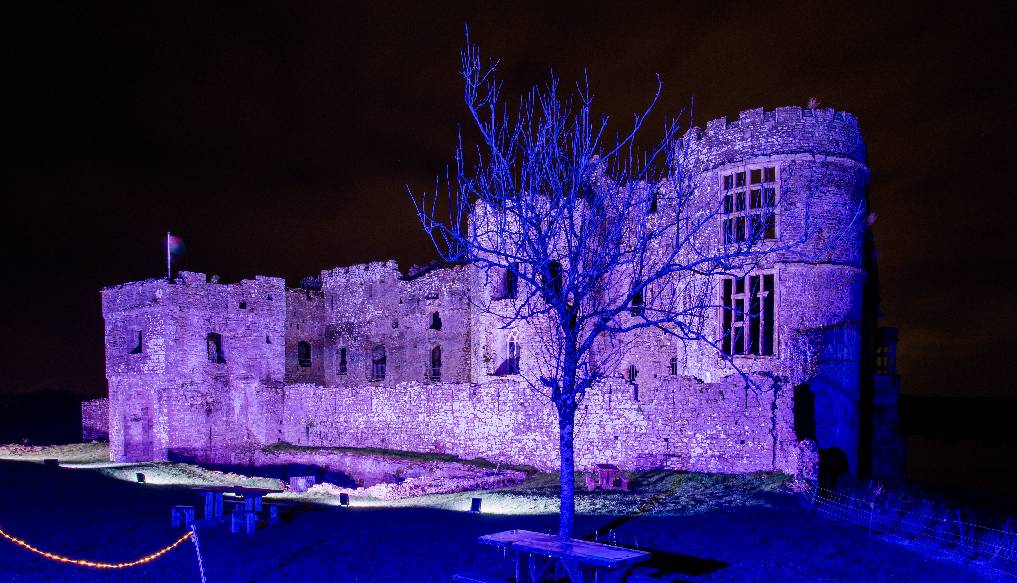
[681,106,866,174]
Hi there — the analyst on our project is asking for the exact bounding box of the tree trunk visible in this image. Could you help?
[558,399,577,538]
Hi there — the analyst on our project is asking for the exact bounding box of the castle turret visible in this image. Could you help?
[681,106,871,474]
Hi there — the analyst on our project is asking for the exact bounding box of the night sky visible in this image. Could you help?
[3,2,1015,399]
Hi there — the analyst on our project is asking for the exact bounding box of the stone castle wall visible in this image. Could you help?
[268,376,793,473]
[81,397,109,441]
[90,105,898,478]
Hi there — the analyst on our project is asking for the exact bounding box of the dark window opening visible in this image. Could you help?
[545,261,563,300]
[206,333,225,364]
[337,346,347,375]
[793,384,816,441]
[239,301,247,309]
[648,190,659,214]
[631,289,645,317]
[722,274,775,356]
[504,264,518,299]
[670,356,678,376]
[129,330,143,355]
[371,345,386,380]
[430,312,442,331]
[297,341,312,367]
[428,345,442,381]
[265,335,271,344]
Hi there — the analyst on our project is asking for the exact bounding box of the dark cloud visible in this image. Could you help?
[2,1,1015,397]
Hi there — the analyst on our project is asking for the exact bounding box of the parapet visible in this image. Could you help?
[680,106,867,175]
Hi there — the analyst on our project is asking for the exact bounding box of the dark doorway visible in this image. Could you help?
[793,384,816,441]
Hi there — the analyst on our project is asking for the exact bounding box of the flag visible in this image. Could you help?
[167,233,185,255]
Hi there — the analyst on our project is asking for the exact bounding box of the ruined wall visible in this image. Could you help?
[81,398,109,441]
[274,375,793,473]
[102,272,287,462]
[321,261,472,387]
[284,288,326,385]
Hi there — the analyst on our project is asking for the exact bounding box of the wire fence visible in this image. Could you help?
[805,482,1017,579]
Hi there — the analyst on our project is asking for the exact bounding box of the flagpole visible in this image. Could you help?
[166,231,172,283]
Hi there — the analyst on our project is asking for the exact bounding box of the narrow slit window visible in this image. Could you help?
[429,345,442,381]
[430,312,442,331]
[337,346,347,375]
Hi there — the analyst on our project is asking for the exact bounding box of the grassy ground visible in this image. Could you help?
[0,444,1005,582]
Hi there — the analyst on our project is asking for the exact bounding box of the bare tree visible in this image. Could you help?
[409,32,822,537]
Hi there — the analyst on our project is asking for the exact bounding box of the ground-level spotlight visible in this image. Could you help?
[136,472,146,483]
[470,497,482,513]
[339,493,350,507]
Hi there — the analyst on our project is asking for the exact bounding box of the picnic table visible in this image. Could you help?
[477,529,649,583]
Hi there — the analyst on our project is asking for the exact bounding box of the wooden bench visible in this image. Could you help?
[474,529,649,583]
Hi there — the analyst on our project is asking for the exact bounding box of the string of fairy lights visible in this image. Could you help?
[0,524,192,569]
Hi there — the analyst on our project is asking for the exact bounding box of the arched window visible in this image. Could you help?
[506,330,520,375]
[669,356,678,376]
[626,364,638,382]
[371,345,386,380]
[428,345,442,381]
[206,333,225,364]
[297,341,312,368]
[430,312,442,331]
[337,346,347,375]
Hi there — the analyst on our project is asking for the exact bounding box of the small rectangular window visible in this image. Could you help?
[763,167,776,182]
[750,168,762,184]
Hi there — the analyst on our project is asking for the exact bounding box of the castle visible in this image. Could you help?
[83,106,903,479]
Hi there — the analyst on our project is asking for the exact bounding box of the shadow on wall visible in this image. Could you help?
[819,447,849,490]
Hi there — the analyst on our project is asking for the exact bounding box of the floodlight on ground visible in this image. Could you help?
[470,497,482,513]
[339,493,350,507]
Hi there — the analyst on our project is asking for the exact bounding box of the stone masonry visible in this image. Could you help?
[88,106,902,478]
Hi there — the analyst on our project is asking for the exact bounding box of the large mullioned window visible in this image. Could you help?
[722,274,775,356]
[722,166,777,244]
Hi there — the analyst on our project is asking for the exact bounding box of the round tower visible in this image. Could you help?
[681,106,871,474]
